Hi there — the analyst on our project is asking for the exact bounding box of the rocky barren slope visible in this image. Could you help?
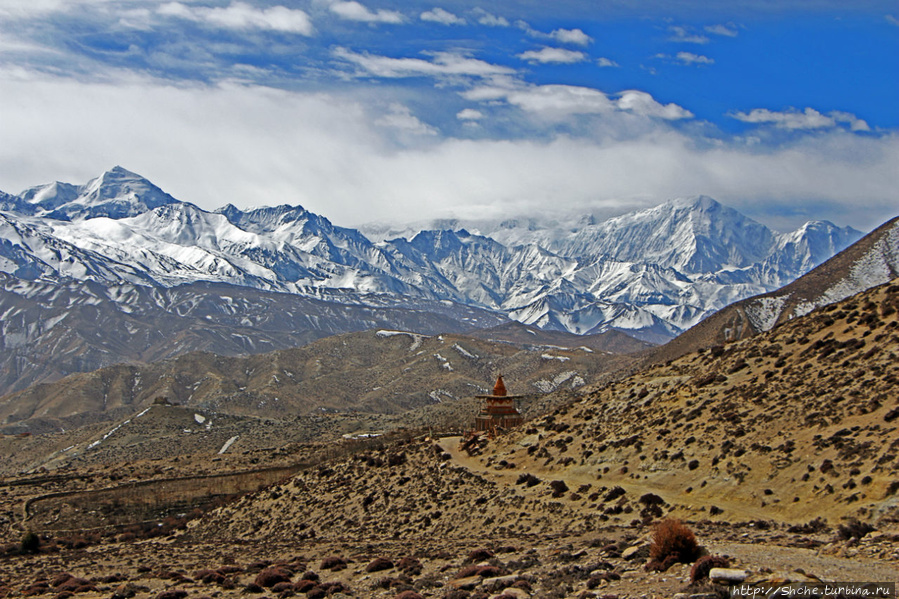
[191,279,899,546]
[0,284,897,596]
[0,328,622,433]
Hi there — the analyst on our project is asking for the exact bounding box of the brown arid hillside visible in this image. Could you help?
[193,279,899,542]
[0,329,622,433]
[646,215,899,366]
[466,321,653,355]
[0,284,897,597]
[480,278,899,528]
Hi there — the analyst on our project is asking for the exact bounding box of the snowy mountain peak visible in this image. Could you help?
[15,166,180,221]
[0,168,873,343]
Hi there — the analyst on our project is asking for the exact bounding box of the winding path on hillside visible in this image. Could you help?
[438,436,899,584]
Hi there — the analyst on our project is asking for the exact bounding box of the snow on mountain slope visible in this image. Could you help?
[19,166,179,221]
[0,167,871,345]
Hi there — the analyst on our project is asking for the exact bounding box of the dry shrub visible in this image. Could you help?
[394,591,423,599]
[464,548,494,563]
[474,565,505,578]
[255,568,292,588]
[366,557,394,573]
[319,556,347,571]
[690,555,730,582]
[837,519,875,541]
[306,587,326,599]
[293,580,317,593]
[649,518,701,564]
[397,557,422,576]
[549,480,569,498]
[193,570,226,585]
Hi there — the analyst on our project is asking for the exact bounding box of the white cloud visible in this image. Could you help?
[375,103,438,136]
[420,7,465,25]
[503,85,616,118]
[516,22,592,46]
[327,0,404,24]
[462,83,691,122]
[676,51,714,65]
[668,25,709,44]
[705,23,738,37]
[518,47,587,64]
[472,8,509,27]
[457,108,484,120]
[0,0,94,18]
[597,57,619,68]
[616,90,693,120]
[0,71,896,231]
[157,2,315,35]
[886,14,899,26]
[830,111,872,132]
[333,47,515,79]
[732,107,870,131]
[550,28,592,46]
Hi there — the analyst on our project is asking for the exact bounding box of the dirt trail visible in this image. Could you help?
[439,436,899,584]
[439,436,786,523]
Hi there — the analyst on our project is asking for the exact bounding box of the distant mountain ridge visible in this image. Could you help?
[0,166,871,394]
[645,215,899,365]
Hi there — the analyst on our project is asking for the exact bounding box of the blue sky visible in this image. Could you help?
[0,1,896,232]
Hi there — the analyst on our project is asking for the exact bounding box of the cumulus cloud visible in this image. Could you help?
[157,2,315,35]
[517,47,587,64]
[327,0,404,24]
[472,8,509,27]
[333,47,515,79]
[668,25,709,44]
[549,28,592,46]
[456,108,484,120]
[675,52,714,65]
[732,107,870,131]
[705,23,738,37]
[420,7,465,25]
[597,57,619,68]
[0,71,896,231]
[616,90,693,120]
[462,83,692,122]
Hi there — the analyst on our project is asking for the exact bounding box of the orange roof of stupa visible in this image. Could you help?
[493,375,507,397]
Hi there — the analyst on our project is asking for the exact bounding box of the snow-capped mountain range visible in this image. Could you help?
[1,166,863,345]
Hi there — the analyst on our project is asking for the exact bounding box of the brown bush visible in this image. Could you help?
[293,580,317,593]
[255,568,292,588]
[464,548,494,563]
[193,570,226,585]
[305,587,326,599]
[22,582,50,597]
[155,591,187,599]
[549,480,569,498]
[394,591,423,599]
[366,557,394,573]
[691,555,730,582]
[56,578,95,594]
[319,556,347,571]
[396,557,422,575]
[649,518,701,564]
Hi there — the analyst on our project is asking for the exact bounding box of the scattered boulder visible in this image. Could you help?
[709,568,748,583]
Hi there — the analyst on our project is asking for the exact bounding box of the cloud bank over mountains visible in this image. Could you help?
[0,1,896,231]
